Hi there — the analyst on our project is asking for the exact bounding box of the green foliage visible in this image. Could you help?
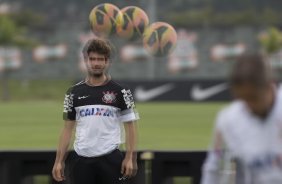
[258,27,282,54]
[10,10,45,29]
[0,15,20,45]
[0,14,36,47]
[165,7,281,27]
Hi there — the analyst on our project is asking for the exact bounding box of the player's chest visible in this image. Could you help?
[74,89,120,107]
[226,117,282,155]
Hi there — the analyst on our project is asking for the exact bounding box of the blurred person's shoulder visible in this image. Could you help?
[216,100,246,129]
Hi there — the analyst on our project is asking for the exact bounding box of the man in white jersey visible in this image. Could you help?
[201,54,282,184]
[52,38,139,184]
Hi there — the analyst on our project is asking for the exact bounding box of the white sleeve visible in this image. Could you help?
[201,111,227,184]
[118,108,140,123]
[201,151,222,184]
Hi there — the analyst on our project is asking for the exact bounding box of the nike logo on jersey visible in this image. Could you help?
[134,83,175,101]
[191,83,228,101]
[78,95,89,100]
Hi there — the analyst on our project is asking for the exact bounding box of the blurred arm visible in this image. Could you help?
[52,120,76,181]
[121,121,138,177]
[201,130,225,184]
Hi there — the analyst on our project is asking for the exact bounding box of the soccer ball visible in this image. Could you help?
[117,6,149,40]
[89,3,123,37]
[143,22,177,57]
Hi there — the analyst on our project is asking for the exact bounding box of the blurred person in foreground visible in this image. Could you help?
[201,54,282,184]
[52,38,139,184]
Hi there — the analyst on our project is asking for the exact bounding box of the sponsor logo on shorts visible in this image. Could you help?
[119,176,128,181]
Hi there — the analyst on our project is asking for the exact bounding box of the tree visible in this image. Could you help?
[0,14,35,101]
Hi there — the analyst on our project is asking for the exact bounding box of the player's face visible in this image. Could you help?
[85,52,109,77]
[232,84,273,117]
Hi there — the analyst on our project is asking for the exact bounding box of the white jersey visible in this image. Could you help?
[63,80,139,157]
[201,87,282,184]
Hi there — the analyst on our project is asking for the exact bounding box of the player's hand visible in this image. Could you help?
[52,162,65,182]
[121,157,136,178]
[132,159,138,176]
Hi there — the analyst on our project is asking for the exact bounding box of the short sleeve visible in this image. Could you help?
[63,87,76,121]
[119,88,139,123]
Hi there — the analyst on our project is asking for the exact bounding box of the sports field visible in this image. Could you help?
[0,101,225,150]
[0,80,227,184]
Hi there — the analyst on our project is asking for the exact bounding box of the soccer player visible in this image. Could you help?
[52,38,139,184]
[201,54,282,184]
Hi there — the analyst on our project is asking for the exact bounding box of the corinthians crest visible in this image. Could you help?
[102,91,117,104]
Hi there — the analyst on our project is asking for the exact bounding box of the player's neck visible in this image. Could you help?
[86,74,108,86]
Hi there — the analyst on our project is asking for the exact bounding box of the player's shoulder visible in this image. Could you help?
[216,100,245,127]
[221,100,244,115]
[109,80,130,91]
[73,80,86,87]
[66,80,86,92]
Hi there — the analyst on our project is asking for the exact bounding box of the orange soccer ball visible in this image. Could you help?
[117,6,149,40]
[89,3,123,37]
[143,22,177,57]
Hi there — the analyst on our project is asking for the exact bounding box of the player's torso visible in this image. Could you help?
[70,80,126,156]
[222,94,282,183]
[72,80,124,130]
[226,114,282,157]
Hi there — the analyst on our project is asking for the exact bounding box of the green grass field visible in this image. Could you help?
[0,101,225,150]
[0,80,227,184]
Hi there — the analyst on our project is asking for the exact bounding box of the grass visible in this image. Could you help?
[1,79,73,101]
[136,102,224,150]
[0,101,225,150]
[0,80,227,184]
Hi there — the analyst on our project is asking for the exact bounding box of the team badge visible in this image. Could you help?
[102,91,117,104]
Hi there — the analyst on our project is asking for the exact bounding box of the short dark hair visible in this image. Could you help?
[230,54,272,88]
[82,38,112,60]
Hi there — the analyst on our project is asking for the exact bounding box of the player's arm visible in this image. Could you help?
[201,129,225,184]
[52,87,76,181]
[119,88,139,178]
[52,120,75,181]
[121,120,138,178]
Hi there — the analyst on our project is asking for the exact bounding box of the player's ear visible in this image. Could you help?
[106,58,112,65]
[83,55,87,62]
[105,58,111,68]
